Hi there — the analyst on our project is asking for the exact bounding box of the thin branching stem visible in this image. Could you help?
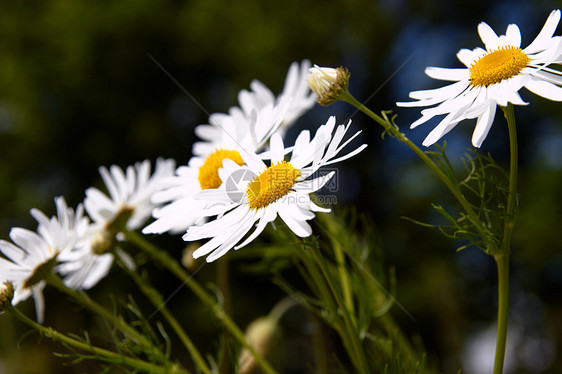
[114,255,212,374]
[46,274,163,358]
[7,305,186,374]
[341,92,492,251]
[123,229,278,374]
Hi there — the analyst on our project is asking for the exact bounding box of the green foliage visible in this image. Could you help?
[406,143,511,254]
[273,209,437,374]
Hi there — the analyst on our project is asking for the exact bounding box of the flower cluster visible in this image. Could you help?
[0,60,367,322]
[0,160,175,322]
[144,59,366,261]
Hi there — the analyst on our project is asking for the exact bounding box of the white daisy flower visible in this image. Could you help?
[143,149,245,234]
[56,159,174,291]
[397,9,562,147]
[192,59,317,156]
[144,62,317,235]
[85,158,176,232]
[0,197,85,322]
[182,116,367,262]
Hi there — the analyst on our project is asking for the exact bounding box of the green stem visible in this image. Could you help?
[493,253,510,374]
[492,104,518,374]
[500,103,519,253]
[7,305,185,374]
[46,274,159,354]
[114,256,212,374]
[333,242,355,315]
[307,246,370,374]
[123,230,278,374]
[341,91,490,249]
[217,256,232,374]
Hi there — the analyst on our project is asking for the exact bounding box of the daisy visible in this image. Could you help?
[192,59,317,156]
[397,9,562,147]
[183,116,367,262]
[144,61,317,235]
[0,197,85,322]
[57,159,174,290]
[143,150,245,234]
[85,158,176,232]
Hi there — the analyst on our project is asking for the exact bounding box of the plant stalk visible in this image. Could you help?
[341,91,489,249]
[7,305,185,374]
[114,255,212,374]
[492,103,518,374]
[123,230,278,374]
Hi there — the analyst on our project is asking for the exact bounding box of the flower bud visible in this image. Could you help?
[238,316,281,374]
[0,281,14,311]
[307,65,350,106]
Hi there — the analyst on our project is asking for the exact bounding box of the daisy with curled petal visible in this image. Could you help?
[397,9,562,148]
[0,197,85,322]
[182,116,367,262]
[145,62,316,235]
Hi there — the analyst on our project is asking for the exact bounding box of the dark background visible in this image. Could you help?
[0,1,561,373]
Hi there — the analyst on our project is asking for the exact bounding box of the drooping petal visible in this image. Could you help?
[471,103,496,148]
[524,77,562,101]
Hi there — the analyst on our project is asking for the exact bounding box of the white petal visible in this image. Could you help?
[421,112,464,147]
[524,78,562,101]
[525,10,561,54]
[505,24,522,47]
[269,133,285,163]
[409,114,435,129]
[296,171,334,192]
[457,48,478,67]
[278,204,312,237]
[204,211,258,262]
[323,144,368,166]
[531,68,562,85]
[235,208,275,249]
[400,81,469,107]
[0,240,25,264]
[82,255,114,290]
[32,283,46,324]
[471,103,496,148]
[425,67,468,81]
[478,22,500,51]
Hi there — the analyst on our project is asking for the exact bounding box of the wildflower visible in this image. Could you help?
[183,116,367,262]
[0,197,85,322]
[307,65,351,106]
[397,10,562,147]
[143,150,245,234]
[145,62,316,235]
[57,159,174,290]
[84,158,176,234]
[192,60,317,156]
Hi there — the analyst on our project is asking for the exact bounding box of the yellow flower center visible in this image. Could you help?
[198,149,244,190]
[469,46,530,87]
[246,161,301,210]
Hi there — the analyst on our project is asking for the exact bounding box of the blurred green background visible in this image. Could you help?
[1,1,562,373]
